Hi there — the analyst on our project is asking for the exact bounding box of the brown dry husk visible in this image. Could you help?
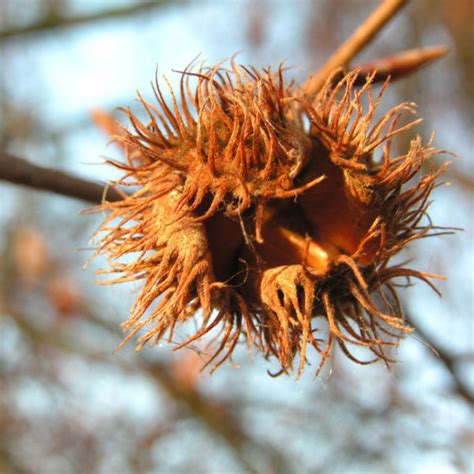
[94,61,448,377]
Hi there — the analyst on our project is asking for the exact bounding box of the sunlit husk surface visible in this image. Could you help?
[95,62,446,376]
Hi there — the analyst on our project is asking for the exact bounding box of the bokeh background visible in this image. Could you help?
[0,1,473,473]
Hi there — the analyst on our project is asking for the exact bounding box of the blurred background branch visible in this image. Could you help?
[0,0,185,41]
[406,311,474,405]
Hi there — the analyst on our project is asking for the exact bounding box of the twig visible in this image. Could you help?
[405,312,473,405]
[5,304,256,473]
[0,0,183,41]
[0,446,26,474]
[0,152,121,204]
[304,0,409,96]
[348,46,448,85]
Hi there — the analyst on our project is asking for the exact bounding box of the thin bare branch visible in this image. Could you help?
[405,311,474,405]
[0,152,121,203]
[0,0,183,41]
[349,46,448,85]
[304,0,409,96]
[4,304,256,473]
[0,446,26,474]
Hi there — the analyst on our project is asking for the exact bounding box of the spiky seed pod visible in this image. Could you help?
[94,62,447,376]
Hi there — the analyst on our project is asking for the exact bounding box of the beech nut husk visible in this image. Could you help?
[94,62,448,377]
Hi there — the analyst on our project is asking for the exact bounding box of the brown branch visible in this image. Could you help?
[349,45,449,85]
[0,152,122,204]
[304,0,409,96]
[5,304,257,473]
[406,312,474,405]
[0,445,26,474]
[142,362,258,473]
[0,0,183,41]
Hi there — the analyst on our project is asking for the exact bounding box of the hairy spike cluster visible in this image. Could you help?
[94,61,447,376]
